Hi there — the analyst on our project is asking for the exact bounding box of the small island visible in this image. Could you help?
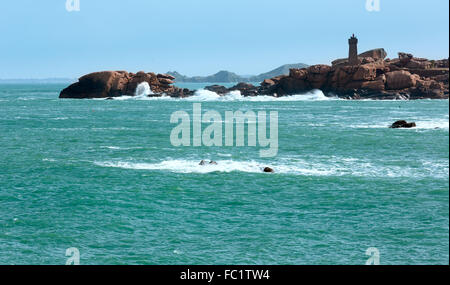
[59,35,449,100]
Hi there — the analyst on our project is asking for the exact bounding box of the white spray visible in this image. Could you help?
[135,82,153,97]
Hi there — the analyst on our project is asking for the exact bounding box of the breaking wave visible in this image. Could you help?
[95,160,274,174]
[135,82,153,97]
[94,157,448,178]
[104,89,338,101]
[185,89,335,102]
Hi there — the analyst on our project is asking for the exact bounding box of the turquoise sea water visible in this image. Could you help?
[0,83,448,265]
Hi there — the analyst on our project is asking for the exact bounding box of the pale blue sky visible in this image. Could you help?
[0,0,448,78]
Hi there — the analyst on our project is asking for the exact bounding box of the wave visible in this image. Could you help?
[100,146,144,150]
[95,160,273,174]
[135,82,153,97]
[94,157,448,178]
[94,159,336,175]
[185,89,335,102]
[350,118,449,130]
[413,119,449,130]
[102,89,338,102]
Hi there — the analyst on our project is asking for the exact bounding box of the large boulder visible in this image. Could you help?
[332,49,386,67]
[229,83,258,96]
[353,64,377,81]
[157,73,176,80]
[261,78,276,87]
[205,85,228,95]
[289,68,308,79]
[331,58,348,67]
[60,71,128,99]
[398,52,414,66]
[158,77,175,85]
[59,70,191,99]
[385,71,417,90]
[359,48,387,61]
[361,74,386,91]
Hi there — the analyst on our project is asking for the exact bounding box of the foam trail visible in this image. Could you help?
[94,157,448,178]
[413,119,449,130]
[94,159,334,175]
[95,160,264,174]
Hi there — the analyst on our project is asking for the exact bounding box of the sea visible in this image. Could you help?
[0,83,448,265]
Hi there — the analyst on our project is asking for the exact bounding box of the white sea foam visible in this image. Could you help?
[100,82,155,101]
[413,119,449,130]
[248,90,335,102]
[100,146,143,150]
[184,89,335,102]
[95,160,269,174]
[94,156,448,178]
[135,82,153,97]
[101,146,122,150]
[104,88,338,102]
[50,117,69,120]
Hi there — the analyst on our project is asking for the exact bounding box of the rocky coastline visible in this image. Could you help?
[59,49,448,100]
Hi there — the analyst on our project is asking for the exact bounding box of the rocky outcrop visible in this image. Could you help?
[263,167,274,173]
[205,85,229,94]
[261,51,448,99]
[385,71,418,90]
[228,83,259,96]
[390,120,417,129]
[205,83,260,96]
[59,71,194,99]
[60,50,448,100]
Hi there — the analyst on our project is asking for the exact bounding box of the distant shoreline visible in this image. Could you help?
[0,79,76,84]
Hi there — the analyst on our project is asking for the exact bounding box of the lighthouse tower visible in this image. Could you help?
[348,34,359,65]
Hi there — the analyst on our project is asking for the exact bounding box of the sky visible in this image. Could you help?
[0,0,448,79]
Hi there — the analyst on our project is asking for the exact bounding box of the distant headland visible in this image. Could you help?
[59,35,449,100]
[166,63,309,83]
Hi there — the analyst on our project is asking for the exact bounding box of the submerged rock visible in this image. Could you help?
[199,160,218,165]
[390,120,417,129]
[263,167,274,173]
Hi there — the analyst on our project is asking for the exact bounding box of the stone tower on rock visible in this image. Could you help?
[348,34,359,65]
